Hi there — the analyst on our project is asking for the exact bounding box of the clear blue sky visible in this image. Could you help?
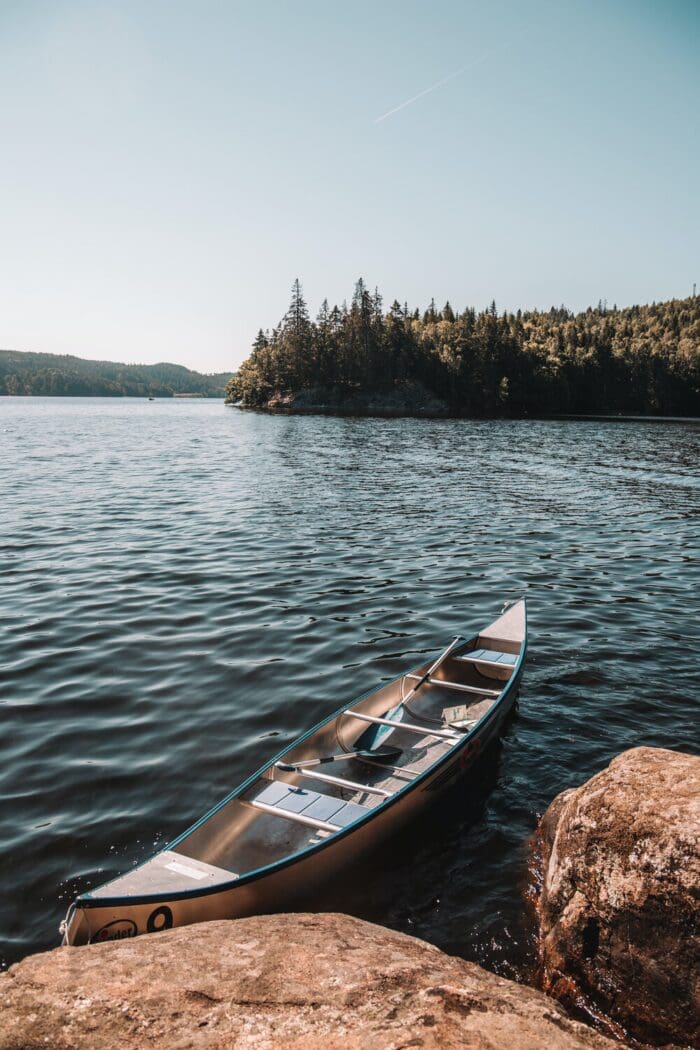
[1,0,698,372]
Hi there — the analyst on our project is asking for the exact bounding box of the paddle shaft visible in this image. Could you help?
[276,746,401,772]
[351,635,464,753]
[399,635,463,709]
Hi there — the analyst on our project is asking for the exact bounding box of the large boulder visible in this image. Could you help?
[533,746,699,1047]
[0,912,622,1049]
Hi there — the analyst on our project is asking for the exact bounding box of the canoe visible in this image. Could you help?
[60,599,527,945]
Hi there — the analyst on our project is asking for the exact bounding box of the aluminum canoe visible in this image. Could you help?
[61,599,527,946]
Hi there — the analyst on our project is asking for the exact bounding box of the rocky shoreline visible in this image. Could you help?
[231,382,453,417]
[0,914,624,1049]
[2,747,696,1048]
[228,392,697,423]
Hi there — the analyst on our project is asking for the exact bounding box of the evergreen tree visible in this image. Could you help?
[223,284,700,416]
[281,278,311,385]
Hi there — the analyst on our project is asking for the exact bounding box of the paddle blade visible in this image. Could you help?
[355,701,403,752]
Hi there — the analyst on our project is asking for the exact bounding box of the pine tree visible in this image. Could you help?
[283,279,310,340]
[225,279,700,415]
[423,298,437,323]
[281,279,311,386]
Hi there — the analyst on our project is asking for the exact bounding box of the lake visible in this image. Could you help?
[1,397,698,975]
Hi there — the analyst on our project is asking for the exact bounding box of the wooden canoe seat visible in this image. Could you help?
[457,648,518,667]
[250,781,370,832]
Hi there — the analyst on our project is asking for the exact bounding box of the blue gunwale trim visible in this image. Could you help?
[78,601,527,910]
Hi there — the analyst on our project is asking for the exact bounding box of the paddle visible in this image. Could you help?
[276,745,402,773]
[399,635,464,709]
[355,635,464,750]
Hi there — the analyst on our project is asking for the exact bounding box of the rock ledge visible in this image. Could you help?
[0,912,624,1049]
[240,382,452,417]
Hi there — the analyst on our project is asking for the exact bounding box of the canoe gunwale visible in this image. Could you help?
[76,602,527,911]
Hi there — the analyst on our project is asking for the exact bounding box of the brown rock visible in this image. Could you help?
[0,912,622,1049]
[533,746,700,1047]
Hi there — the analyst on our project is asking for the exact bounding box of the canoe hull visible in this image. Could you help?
[62,667,521,946]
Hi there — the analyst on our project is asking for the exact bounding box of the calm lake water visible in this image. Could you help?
[1,398,698,974]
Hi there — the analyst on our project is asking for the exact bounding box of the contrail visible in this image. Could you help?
[373,46,506,124]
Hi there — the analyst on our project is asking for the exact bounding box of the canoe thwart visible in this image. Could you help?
[274,763,392,798]
[403,673,501,697]
[345,711,462,741]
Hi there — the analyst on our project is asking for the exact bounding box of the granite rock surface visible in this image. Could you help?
[1,912,625,1049]
[534,746,699,1047]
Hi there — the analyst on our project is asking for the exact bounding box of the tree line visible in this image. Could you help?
[226,280,700,416]
[0,350,232,398]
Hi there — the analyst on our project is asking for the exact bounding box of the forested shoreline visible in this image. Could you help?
[225,281,700,417]
[0,349,231,398]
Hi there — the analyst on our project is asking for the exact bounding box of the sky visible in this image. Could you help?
[0,1,698,373]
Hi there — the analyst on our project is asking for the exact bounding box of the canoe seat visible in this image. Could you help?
[457,648,518,667]
[252,781,370,831]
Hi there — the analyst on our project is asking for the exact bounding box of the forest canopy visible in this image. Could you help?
[226,280,700,416]
[0,349,231,398]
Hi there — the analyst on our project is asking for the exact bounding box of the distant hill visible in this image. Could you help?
[0,349,232,398]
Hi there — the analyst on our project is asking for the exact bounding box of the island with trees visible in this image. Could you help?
[225,280,700,417]
[0,349,232,398]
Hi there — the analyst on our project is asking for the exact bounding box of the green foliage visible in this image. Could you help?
[0,350,232,398]
[227,281,700,416]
